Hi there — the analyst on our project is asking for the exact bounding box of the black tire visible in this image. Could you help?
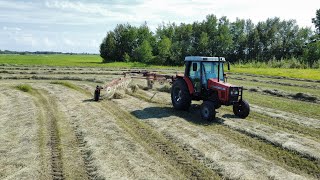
[200,101,216,121]
[94,90,100,101]
[233,100,250,118]
[171,78,191,110]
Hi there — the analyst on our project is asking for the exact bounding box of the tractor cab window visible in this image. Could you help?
[202,62,224,88]
[189,62,201,92]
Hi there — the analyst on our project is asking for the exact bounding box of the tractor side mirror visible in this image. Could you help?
[227,62,230,71]
[192,63,197,71]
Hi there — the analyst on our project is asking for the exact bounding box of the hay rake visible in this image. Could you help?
[94,71,175,101]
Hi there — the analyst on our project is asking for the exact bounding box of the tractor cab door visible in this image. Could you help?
[188,62,201,93]
[202,62,218,89]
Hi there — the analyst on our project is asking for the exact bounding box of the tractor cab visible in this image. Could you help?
[185,56,227,92]
[171,56,250,121]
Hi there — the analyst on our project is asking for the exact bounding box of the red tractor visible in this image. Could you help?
[171,56,250,121]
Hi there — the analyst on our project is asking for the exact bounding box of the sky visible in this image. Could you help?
[0,0,319,53]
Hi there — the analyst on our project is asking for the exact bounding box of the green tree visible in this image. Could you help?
[205,14,218,56]
[123,52,130,62]
[113,24,138,61]
[304,41,320,67]
[312,9,320,35]
[134,40,154,63]
[216,16,233,56]
[198,32,209,55]
[100,31,116,62]
[230,18,247,61]
[157,36,172,64]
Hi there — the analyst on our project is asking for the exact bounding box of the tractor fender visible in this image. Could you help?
[182,76,194,94]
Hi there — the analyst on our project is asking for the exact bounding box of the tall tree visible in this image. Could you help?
[312,9,320,35]
[100,31,116,62]
[157,36,172,64]
[134,40,154,63]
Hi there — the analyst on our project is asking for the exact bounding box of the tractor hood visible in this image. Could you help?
[207,78,236,89]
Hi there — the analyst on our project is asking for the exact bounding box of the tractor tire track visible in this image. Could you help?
[32,90,65,180]
[35,84,104,180]
[113,95,313,179]
[72,123,103,180]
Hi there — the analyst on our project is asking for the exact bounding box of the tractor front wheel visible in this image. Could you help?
[171,78,191,110]
[233,100,250,118]
[200,101,216,121]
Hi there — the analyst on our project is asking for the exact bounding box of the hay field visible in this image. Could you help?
[0,64,319,179]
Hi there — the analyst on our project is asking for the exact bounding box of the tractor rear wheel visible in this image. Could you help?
[171,78,191,110]
[201,101,216,121]
[233,100,250,118]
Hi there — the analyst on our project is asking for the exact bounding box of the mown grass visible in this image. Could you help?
[244,91,320,119]
[58,81,220,179]
[220,106,320,142]
[203,123,320,178]
[229,79,320,97]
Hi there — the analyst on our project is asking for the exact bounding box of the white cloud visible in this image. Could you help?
[43,37,55,47]
[1,0,319,53]
[63,38,75,46]
[13,33,38,47]
[3,26,21,31]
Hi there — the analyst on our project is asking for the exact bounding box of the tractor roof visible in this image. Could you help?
[184,56,226,62]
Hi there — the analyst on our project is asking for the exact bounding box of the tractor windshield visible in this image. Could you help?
[202,62,224,86]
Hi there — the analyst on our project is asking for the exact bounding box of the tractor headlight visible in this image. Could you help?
[230,88,239,95]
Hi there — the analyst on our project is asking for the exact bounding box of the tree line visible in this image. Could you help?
[100,10,320,67]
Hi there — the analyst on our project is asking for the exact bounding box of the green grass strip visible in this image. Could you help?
[15,84,33,92]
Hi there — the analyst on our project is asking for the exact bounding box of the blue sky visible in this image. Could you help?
[0,0,319,53]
